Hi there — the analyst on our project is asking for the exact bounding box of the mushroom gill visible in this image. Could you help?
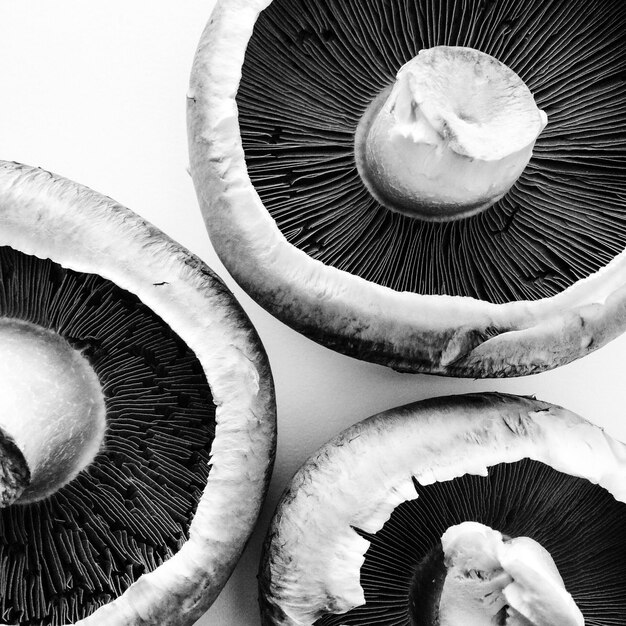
[237,0,626,303]
[317,459,624,625]
[0,247,215,625]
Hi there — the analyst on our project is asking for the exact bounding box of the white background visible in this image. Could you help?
[1,2,625,624]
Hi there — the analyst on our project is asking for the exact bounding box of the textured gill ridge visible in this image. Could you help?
[0,247,215,625]
[239,0,626,304]
[314,459,626,626]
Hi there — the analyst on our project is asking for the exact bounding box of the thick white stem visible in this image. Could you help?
[356,47,547,221]
[0,318,106,505]
[439,522,584,626]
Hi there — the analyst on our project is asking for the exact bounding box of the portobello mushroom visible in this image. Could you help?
[0,161,276,625]
[260,392,626,625]
[188,0,626,376]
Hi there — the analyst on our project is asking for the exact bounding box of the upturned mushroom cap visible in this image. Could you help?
[0,161,276,625]
[260,393,626,625]
[188,0,626,376]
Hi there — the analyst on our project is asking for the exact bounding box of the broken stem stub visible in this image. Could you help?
[0,318,106,507]
[409,522,584,626]
[355,46,547,221]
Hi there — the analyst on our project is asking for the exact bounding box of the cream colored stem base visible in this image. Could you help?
[0,318,106,505]
[438,522,583,626]
[356,46,547,221]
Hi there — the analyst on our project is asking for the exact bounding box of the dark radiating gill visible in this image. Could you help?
[0,247,216,625]
[314,459,626,626]
[407,545,445,626]
[238,0,626,304]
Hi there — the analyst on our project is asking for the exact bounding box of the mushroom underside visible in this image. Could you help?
[0,246,216,625]
[259,393,626,626]
[315,458,626,625]
[238,0,626,304]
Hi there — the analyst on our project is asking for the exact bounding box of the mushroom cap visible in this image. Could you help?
[187,0,626,377]
[0,161,276,625]
[259,392,626,625]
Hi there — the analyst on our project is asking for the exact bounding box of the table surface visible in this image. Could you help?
[1,2,625,624]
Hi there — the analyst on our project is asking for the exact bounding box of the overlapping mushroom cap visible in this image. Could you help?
[188,0,626,376]
[0,161,276,625]
[260,393,626,625]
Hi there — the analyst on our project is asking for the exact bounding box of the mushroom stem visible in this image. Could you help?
[355,47,547,221]
[0,318,106,506]
[410,522,584,626]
